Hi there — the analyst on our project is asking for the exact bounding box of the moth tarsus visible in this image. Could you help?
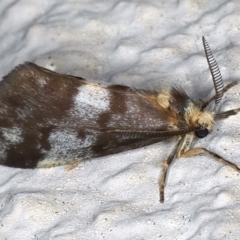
[0,37,239,203]
[159,137,182,203]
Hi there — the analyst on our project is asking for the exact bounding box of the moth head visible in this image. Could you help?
[185,103,214,138]
[197,111,214,130]
[194,110,214,138]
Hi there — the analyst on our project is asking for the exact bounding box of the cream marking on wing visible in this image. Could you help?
[37,158,74,168]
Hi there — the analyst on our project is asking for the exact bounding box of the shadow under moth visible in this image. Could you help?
[0,37,239,202]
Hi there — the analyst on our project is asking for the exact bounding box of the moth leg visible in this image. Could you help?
[180,148,240,173]
[159,137,182,203]
[200,81,238,109]
[176,132,195,159]
[65,162,80,171]
[215,108,240,120]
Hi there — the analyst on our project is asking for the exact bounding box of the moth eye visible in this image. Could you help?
[195,128,209,138]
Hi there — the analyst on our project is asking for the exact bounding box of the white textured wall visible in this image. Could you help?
[0,1,240,239]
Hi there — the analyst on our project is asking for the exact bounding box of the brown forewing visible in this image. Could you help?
[0,62,189,168]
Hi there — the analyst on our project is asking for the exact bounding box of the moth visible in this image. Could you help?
[0,37,239,203]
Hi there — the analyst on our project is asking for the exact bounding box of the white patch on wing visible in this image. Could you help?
[0,142,7,159]
[72,84,110,119]
[1,127,23,144]
[49,130,95,149]
[38,129,96,167]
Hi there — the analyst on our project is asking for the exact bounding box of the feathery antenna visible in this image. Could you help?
[202,36,224,110]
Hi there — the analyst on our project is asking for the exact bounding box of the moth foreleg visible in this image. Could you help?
[180,148,240,173]
[215,108,240,120]
[159,137,182,203]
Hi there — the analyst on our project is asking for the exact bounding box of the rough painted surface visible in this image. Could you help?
[0,0,240,239]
